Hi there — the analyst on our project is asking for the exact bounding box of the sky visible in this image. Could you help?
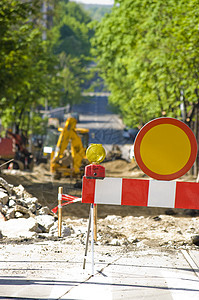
[72,0,114,5]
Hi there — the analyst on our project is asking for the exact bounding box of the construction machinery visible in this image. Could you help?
[50,117,89,179]
[0,131,33,170]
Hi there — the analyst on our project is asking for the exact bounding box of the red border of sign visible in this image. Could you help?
[134,118,197,180]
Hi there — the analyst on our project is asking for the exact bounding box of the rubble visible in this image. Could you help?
[0,191,9,205]
[0,218,41,239]
[35,215,55,232]
[0,177,58,239]
[0,165,199,250]
[191,235,199,246]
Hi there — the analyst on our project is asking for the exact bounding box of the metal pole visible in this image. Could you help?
[83,207,91,269]
[91,203,94,276]
[58,187,63,237]
[94,204,97,241]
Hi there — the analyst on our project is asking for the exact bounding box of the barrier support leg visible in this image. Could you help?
[58,187,63,237]
[83,206,91,269]
[94,204,97,241]
[91,203,94,276]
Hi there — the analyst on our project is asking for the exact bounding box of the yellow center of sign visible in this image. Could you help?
[140,124,191,175]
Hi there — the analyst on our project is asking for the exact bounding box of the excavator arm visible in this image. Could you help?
[50,117,88,179]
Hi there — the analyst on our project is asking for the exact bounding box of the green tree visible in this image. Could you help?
[49,0,94,105]
[0,0,61,134]
[92,0,199,128]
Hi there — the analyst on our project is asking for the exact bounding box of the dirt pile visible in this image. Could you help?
[102,159,143,178]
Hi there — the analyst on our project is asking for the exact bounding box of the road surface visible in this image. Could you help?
[0,241,198,299]
[73,96,132,160]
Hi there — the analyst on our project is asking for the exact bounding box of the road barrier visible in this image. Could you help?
[54,174,199,276]
[52,118,199,275]
[82,176,199,210]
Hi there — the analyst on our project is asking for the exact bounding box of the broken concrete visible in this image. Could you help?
[0,177,57,238]
[0,191,8,205]
[0,217,41,239]
[35,215,55,232]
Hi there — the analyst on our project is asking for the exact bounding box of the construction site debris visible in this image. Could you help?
[0,177,12,195]
[0,160,199,250]
[192,235,199,246]
[0,177,59,239]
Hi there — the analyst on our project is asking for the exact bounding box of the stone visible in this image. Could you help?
[8,199,16,207]
[0,191,9,205]
[109,238,121,246]
[25,197,39,205]
[15,199,28,208]
[37,206,51,215]
[15,212,24,218]
[0,177,12,195]
[0,217,41,238]
[14,205,35,218]
[62,226,71,237]
[127,236,139,244]
[28,203,36,213]
[153,216,162,221]
[35,215,55,232]
[5,208,15,220]
[191,235,199,246]
[0,212,6,221]
[0,205,8,215]
[48,222,72,237]
[13,184,25,197]
[49,222,58,236]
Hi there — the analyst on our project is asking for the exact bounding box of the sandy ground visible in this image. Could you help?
[0,159,199,250]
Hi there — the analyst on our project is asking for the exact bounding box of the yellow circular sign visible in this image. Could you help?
[86,144,106,164]
[134,118,197,180]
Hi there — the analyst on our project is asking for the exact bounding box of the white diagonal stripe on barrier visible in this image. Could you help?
[148,180,176,208]
[94,177,122,205]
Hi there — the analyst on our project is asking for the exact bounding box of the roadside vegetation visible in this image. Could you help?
[0,0,94,135]
[92,0,199,131]
[1,0,199,148]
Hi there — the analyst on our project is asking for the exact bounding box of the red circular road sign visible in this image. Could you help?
[134,117,197,180]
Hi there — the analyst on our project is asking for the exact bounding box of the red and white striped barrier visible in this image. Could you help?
[82,177,199,210]
[52,194,81,214]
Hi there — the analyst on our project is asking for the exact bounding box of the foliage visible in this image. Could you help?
[0,0,61,134]
[92,0,199,127]
[48,0,94,106]
[0,0,94,135]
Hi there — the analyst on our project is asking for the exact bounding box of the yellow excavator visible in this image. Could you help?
[50,117,89,179]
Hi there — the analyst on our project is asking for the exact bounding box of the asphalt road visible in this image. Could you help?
[0,241,198,299]
[73,96,132,160]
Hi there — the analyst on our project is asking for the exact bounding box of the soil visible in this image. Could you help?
[0,159,199,250]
